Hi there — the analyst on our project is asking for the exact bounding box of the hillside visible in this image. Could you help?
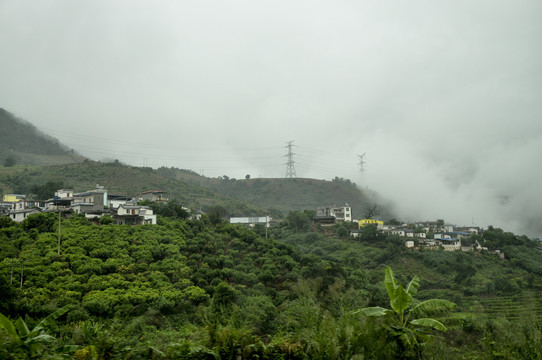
[0,161,392,219]
[0,109,392,219]
[1,213,541,358]
[156,167,392,220]
[0,108,85,166]
[0,160,263,216]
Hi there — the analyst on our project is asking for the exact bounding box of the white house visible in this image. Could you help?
[140,190,168,202]
[230,216,271,227]
[114,204,156,225]
[316,204,352,222]
[46,189,75,210]
[55,189,74,198]
[107,195,131,209]
[441,238,461,251]
[72,190,105,213]
[391,229,406,237]
[8,208,41,222]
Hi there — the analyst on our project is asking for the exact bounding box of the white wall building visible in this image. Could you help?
[115,205,156,225]
[230,216,271,227]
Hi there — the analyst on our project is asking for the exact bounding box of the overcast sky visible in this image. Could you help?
[1,1,541,236]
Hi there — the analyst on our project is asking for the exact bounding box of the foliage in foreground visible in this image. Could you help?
[0,305,76,358]
[358,267,456,358]
[1,212,542,358]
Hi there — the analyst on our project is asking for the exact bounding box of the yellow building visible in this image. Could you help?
[358,219,384,229]
[2,194,26,202]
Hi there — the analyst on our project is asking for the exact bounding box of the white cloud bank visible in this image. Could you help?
[1,1,540,236]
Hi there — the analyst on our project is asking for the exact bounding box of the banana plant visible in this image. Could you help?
[0,304,75,357]
[356,267,455,353]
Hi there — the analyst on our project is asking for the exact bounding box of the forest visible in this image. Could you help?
[1,210,542,359]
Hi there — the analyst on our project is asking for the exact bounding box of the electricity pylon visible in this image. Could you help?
[284,140,297,179]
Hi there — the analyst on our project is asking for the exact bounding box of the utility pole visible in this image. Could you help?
[265,211,269,240]
[357,153,366,172]
[284,140,297,179]
[20,260,24,288]
[57,209,61,255]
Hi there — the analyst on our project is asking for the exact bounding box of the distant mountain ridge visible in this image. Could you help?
[155,167,392,219]
[0,108,391,219]
[0,160,390,219]
[0,108,85,166]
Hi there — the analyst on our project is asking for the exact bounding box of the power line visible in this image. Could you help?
[37,126,282,153]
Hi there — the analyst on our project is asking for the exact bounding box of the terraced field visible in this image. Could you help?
[464,292,542,323]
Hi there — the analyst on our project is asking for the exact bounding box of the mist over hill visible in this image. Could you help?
[0,109,392,219]
[0,108,85,166]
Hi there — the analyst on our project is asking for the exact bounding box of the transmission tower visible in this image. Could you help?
[284,140,297,179]
[357,153,366,172]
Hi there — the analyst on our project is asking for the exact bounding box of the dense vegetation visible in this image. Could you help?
[155,167,392,220]
[1,211,542,359]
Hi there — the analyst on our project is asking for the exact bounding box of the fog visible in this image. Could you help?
[1,1,540,236]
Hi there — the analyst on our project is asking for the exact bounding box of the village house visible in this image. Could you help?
[455,226,483,235]
[358,219,384,228]
[314,204,352,225]
[230,216,271,227]
[8,208,41,222]
[140,190,168,203]
[12,200,45,210]
[72,190,106,214]
[45,189,74,210]
[415,221,454,233]
[440,238,461,251]
[114,204,156,225]
[2,194,26,202]
[391,228,406,237]
[107,194,131,209]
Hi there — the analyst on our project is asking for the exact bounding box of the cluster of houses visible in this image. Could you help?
[367,221,486,252]
[1,191,498,254]
[310,204,491,253]
[355,219,494,253]
[0,186,171,225]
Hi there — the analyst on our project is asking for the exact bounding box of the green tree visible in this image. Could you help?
[356,267,455,358]
[207,205,227,225]
[29,181,64,200]
[3,155,16,167]
[99,215,114,225]
[0,305,76,357]
[22,212,57,233]
[286,210,311,232]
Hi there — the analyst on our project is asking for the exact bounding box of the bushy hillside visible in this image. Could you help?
[1,212,542,358]
[0,160,264,216]
[156,167,393,220]
[1,161,393,220]
[0,108,84,166]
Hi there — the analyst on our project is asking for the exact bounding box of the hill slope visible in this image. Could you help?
[0,108,85,166]
[156,167,393,219]
[0,109,392,219]
[0,161,392,219]
[0,160,263,216]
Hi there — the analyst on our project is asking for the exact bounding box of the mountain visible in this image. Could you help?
[155,167,392,219]
[0,160,263,216]
[0,160,391,219]
[0,108,85,166]
[0,108,391,219]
